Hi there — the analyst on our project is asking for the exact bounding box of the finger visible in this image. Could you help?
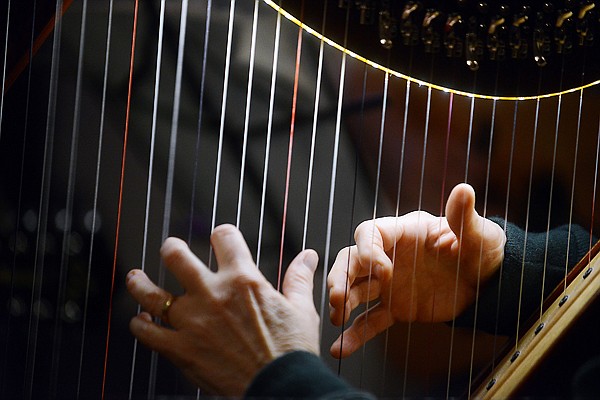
[445,183,505,253]
[328,246,361,311]
[126,269,174,319]
[130,312,179,359]
[354,219,397,281]
[282,249,318,310]
[329,303,394,359]
[445,183,478,240]
[161,237,210,292]
[330,278,382,326]
[210,224,255,272]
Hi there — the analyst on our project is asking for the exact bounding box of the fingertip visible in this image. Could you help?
[329,338,342,359]
[126,269,141,285]
[446,183,477,233]
[160,236,188,258]
[129,312,151,335]
[374,260,393,282]
[301,249,319,273]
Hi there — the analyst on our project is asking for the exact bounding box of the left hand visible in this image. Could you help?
[126,224,320,396]
[327,183,506,358]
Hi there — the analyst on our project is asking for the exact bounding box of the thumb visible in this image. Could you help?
[445,183,481,243]
[282,250,318,308]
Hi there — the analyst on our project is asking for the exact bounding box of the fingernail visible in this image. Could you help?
[302,250,319,271]
[126,270,137,284]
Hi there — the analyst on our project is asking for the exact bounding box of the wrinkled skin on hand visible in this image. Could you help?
[328,183,506,358]
[127,224,320,396]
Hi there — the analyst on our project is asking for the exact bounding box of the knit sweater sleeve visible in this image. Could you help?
[454,218,594,336]
[245,351,375,399]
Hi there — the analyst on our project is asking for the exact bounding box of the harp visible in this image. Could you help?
[1,0,599,398]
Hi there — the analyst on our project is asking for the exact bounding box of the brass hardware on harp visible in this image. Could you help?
[379,9,396,49]
[401,2,419,46]
[297,0,600,95]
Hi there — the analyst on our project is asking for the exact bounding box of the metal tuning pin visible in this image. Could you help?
[422,10,441,53]
[466,32,480,70]
[576,2,596,46]
[355,0,376,25]
[444,14,464,57]
[487,16,506,60]
[509,7,529,59]
[532,6,552,67]
[338,0,350,9]
[533,29,548,66]
[555,9,574,53]
[400,1,420,45]
[379,9,396,49]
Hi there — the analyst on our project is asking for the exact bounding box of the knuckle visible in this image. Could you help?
[230,271,261,289]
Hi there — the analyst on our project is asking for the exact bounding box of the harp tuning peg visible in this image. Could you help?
[578,1,595,19]
[400,1,420,45]
[466,32,480,70]
[379,10,397,49]
[487,16,507,60]
[555,9,574,52]
[533,32,548,66]
[422,10,442,52]
[576,2,596,45]
[355,0,376,24]
[444,14,464,57]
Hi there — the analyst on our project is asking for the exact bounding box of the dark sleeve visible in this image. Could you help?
[245,351,375,399]
[454,218,594,336]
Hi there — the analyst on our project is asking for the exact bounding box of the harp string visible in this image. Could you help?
[562,88,586,293]
[401,85,433,396]
[277,3,304,290]
[0,0,9,142]
[149,0,190,396]
[466,93,497,397]
[318,3,350,341]
[188,0,212,244]
[25,0,64,396]
[102,0,139,397]
[79,0,114,396]
[301,1,328,252]
[209,0,236,269]
[1,0,34,396]
[256,5,281,269]
[128,0,166,395]
[514,97,540,347]
[49,0,89,396]
[383,79,411,393]
[537,93,564,318]
[335,62,370,371]
[236,0,260,229]
[358,70,389,389]
[445,92,479,398]
[486,98,518,376]
[5,0,74,92]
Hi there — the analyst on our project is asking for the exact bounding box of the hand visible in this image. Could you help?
[126,224,320,396]
[327,183,506,358]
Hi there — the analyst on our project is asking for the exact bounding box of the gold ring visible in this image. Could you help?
[161,296,173,316]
